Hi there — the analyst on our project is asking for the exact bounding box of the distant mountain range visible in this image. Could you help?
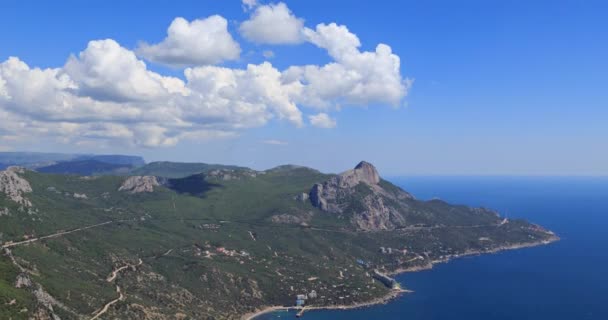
[36,160,133,176]
[0,152,250,179]
[0,152,145,170]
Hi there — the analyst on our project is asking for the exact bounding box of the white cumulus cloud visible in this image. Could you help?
[241,2,411,109]
[183,62,303,127]
[284,23,411,109]
[137,16,241,67]
[0,51,286,147]
[0,4,411,149]
[308,113,336,128]
[239,2,305,44]
[65,39,187,102]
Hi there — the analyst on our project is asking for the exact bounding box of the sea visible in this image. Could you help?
[255,176,608,320]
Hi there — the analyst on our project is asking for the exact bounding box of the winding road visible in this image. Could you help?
[90,285,124,320]
[91,258,143,319]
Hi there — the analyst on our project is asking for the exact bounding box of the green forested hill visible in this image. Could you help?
[0,163,557,320]
[130,161,248,178]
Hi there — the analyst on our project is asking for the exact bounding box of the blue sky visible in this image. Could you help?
[0,0,606,175]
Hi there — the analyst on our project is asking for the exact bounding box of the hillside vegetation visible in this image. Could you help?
[130,161,248,178]
[0,162,557,319]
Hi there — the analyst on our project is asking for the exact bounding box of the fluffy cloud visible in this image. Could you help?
[0,57,76,119]
[284,23,411,108]
[239,2,304,44]
[0,74,7,98]
[308,113,336,128]
[65,39,187,102]
[0,44,302,147]
[240,3,411,108]
[183,62,303,127]
[0,5,411,149]
[137,16,241,67]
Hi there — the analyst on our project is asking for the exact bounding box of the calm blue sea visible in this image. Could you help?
[256,176,608,320]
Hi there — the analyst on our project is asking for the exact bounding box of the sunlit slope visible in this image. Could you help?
[0,164,556,319]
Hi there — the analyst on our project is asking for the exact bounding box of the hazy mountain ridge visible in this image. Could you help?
[130,161,249,179]
[37,160,134,176]
[0,152,145,171]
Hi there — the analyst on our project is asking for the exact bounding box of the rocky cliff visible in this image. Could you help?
[309,161,506,231]
[309,161,413,231]
[0,166,32,207]
[118,176,160,193]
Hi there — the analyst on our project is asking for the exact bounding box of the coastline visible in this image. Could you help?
[241,288,407,320]
[242,235,559,320]
[388,235,560,275]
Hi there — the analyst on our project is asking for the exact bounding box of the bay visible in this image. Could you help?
[255,176,608,319]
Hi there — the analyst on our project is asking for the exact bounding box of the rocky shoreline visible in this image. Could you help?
[388,235,560,275]
[242,235,559,320]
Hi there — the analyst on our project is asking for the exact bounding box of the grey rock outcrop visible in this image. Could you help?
[339,161,380,187]
[270,211,314,225]
[206,169,258,180]
[309,161,413,231]
[119,176,160,193]
[15,273,33,288]
[0,166,33,207]
[293,193,309,202]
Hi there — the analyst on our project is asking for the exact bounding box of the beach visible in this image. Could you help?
[241,288,408,320]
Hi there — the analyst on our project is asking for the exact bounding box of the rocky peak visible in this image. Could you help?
[309,161,412,231]
[0,166,32,207]
[330,161,381,189]
[118,176,160,193]
[309,161,383,211]
[352,161,380,185]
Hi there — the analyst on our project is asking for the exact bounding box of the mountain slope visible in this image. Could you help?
[310,161,503,230]
[0,162,557,319]
[130,161,248,178]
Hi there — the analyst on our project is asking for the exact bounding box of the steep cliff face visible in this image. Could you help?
[118,176,160,193]
[309,161,413,231]
[309,161,505,231]
[0,166,33,206]
[328,161,381,189]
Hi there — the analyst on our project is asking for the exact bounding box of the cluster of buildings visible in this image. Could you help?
[295,290,318,306]
[198,223,220,230]
[216,247,249,257]
[191,243,250,259]
[379,246,407,255]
